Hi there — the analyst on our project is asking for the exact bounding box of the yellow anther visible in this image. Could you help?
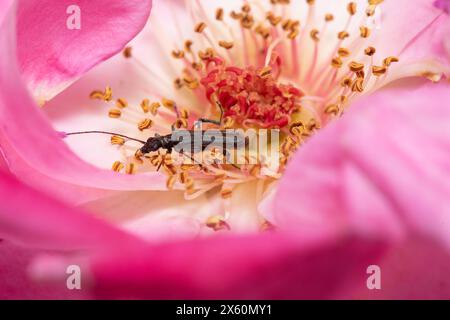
[338,47,350,57]
[180,108,189,119]
[104,86,113,101]
[140,99,150,113]
[351,78,364,92]
[242,4,251,12]
[135,149,144,164]
[150,102,161,115]
[125,163,135,175]
[347,2,357,15]
[223,116,235,129]
[383,56,399,67]
[266,13,282,26]
[174,118,188,129]
[356,70,365,79]
[194,22,207,33]
[325,104,339,115]
[287,29,299,39]
[340,95,348,104]
[372,65,387,76]
[349,61,365,72]
[331,57,343,68]
[310,29,320,41]
[325,13,334,21]
[162,98,175,109]
[341,77,352,87]
[184,40,193,53]
[241,15,255,29]
[116,98,128,109]
[89,90,104,100]
[215,8,224,21]
[364,46,376,56]
[360,26,371,38]
[198,48,215,60]
[112,161,124,172]
[219,40,234,49]
[338,31,350,40]
[123,46,132,58]
[108,109,122,118]
[111,136,125,145]
[172,50,185,59]
[183,77,199,89]
[138,119,153,131]
[259,66,272,78]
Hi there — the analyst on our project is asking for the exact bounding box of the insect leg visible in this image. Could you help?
[171,103,182,131]
[195,101,224,127]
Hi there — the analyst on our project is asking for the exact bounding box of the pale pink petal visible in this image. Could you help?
[81,190,218,242]
[0,170,143,251]
[275,81,450,250]
[17,0,152,103]
[374,0,450,83]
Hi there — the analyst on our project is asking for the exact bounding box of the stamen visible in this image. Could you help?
[112,161,124,172]
[125,163,135,175]
[108,109,122,118]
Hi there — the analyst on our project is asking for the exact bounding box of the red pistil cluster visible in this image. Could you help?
[200,58,303,129]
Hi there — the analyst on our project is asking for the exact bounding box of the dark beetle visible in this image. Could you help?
[65,102,247,162]
[140,130,246,155]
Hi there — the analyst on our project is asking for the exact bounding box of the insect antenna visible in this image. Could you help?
[64,131,146,144]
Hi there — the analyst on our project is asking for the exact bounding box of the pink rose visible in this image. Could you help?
[1,0,450,299]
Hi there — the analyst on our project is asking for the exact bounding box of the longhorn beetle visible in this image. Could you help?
[65,101,247,166]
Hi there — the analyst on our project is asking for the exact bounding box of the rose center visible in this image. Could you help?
[199,57,303,129]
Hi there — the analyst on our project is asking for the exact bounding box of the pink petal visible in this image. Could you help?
[434,0,450,13]
[0,169,143,251]
[17,0,152,102]
[376,0,450,82]
[0,241,89,299]
[275,81,450,250]
[339,236,450,299]
[0,2,169,194]
[88,232,386,299]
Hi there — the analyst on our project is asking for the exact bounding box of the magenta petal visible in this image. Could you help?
[275,81,450,250]
[434,0,450,13]
[17,0,152,102]
[345,237,450,299]
[0,169,143,251]
[0,2,168,192]
[90,233,386,299]
[0,241,88,299]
